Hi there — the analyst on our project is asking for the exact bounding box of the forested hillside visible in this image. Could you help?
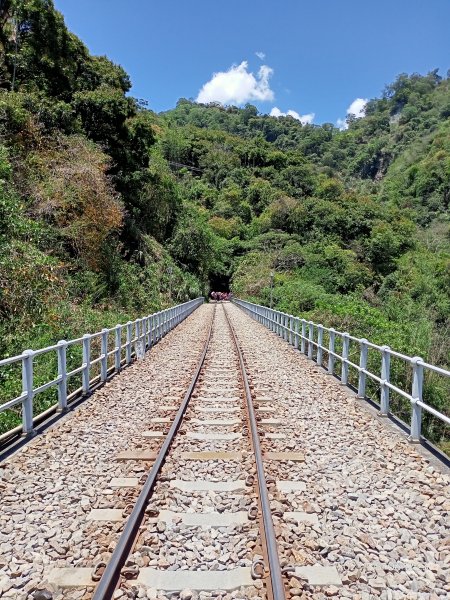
[0,1,449,444]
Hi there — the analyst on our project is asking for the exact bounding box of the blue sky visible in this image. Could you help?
[54,0,449,125]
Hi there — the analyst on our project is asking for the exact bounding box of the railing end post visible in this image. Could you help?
[409,356,424,442]
[21,349,35,435]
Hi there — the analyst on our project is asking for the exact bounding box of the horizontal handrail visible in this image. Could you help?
[0,298,204,438]
[233,298,449,444]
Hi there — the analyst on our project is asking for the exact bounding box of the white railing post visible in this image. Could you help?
[101,328,108,382]
[380,346,391,415]
[294,317,299,349]
[114,325,122,372]
[328,329,335,374]
[410,357,424,442]
[301,319,306,354]
[21,350,34,434]
[341,333,350,384]
[134,319,139,348]
[308,321,314,359]
[357,339,368,398]
[156,312,160,341]
[82,334,91,393]
[149,315,154,346]
[57,340,68,411]
[126,322,132,364]
[317,325,324,366]
[141,318,146,349]
[146,315,152,349]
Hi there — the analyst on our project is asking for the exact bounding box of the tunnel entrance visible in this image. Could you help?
[209,273,230,293]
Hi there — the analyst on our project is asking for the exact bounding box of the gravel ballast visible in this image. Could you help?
[1,302,448,600]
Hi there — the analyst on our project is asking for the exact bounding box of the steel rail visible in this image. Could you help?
[222,303,287,600]
[92,305,216,600]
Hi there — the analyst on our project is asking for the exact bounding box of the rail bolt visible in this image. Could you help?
[91,561,107,582]
[248,505,258,520]
[121,565,139,579]
[251,559,266,580]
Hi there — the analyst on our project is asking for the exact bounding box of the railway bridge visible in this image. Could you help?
[0,300,449,600]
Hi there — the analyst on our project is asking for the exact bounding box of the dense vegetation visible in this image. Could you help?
[0,1,448,448]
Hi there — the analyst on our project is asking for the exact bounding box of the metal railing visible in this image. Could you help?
[0,298,204,438]
[234,298,450,443]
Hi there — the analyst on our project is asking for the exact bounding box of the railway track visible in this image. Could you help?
[4,302,345,600]
[85,302,290,599]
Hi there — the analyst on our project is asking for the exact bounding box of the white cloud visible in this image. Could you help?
[196,61,274,105]
[255,51,266,60]
[270,106,315,125]
[348,97,368,118]
[336,97,368,129]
